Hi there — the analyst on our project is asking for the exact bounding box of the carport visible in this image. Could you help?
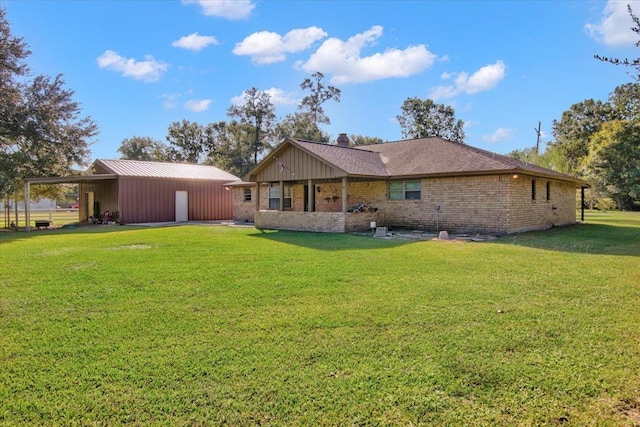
[24,174,117,232]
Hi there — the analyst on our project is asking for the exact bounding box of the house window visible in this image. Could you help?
[268,186,279,209]
[243,188,252,202]
[283,185,292,209]
[268,185,292,210]
[546,181,551,201]
[388,181,421,200]
[532,180,537,200]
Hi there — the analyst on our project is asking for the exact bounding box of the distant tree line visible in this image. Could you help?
[510,6,639,210]
[119,85,467,178]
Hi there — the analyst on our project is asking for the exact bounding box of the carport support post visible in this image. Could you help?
[341,177,348,213]
[24,181,31,232]
[581,187,585,222]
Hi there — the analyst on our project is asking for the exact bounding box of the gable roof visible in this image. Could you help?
[246,137,587,185]
[356,138,580,182]
[94,159,240,181]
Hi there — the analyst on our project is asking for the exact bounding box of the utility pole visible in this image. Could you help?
[534,121,542,153]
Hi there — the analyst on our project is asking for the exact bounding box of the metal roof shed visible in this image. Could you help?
[24,160,240,230]
[85,159,240,225]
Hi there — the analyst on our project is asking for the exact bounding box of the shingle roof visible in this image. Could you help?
[355,137,577,181]
[295,140,388,176]
[245,137,586,185]
[94,159,240,181]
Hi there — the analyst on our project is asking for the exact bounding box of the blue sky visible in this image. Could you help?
[3,0,638,163]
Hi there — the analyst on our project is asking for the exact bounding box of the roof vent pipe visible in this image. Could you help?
[337,133,350,147]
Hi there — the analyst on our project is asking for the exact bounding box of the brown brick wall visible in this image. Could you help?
[255,211,346,232]
[232,186,254,222]
[508,175,577,233]
[235,175,578,234]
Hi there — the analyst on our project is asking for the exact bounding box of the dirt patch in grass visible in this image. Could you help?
[617,398,640,426]
[108,244,152,250]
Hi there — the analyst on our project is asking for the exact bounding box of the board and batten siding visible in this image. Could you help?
[253,146,344,182]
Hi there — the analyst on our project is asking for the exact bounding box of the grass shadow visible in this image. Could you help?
[247,228,412,251]
[494,221,640,256]
[0,224,148,245]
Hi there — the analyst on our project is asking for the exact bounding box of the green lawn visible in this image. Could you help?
[1,212,639,426]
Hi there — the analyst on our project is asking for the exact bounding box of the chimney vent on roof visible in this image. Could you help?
[337,133,349,147]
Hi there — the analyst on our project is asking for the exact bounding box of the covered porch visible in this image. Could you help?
[238,138,387,233]
[250,177,380,233]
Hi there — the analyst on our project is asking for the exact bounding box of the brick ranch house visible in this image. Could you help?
[230,135,588,234]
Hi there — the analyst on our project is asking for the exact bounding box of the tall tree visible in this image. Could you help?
[609,82,640,123]
[397,97,466,143]
[203,121,255,177]
[274,112,330,142]
[227,87,276,163]
[1,8,97,200]
[0,7,29,147]
[299,71,341,126]
[594,5,640,81]
[550,99,613,173]
[118,136,168,161]
[165,119,208,163]
[583,120,640,210]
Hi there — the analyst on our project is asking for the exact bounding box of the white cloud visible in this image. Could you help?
[585,0,637,47]
[184,99,212,112]
[160,93,181,109]
[230,87,297,108]
[233,27,327,64]
[182,0,255,20]
[172,33,219,51]
[481,128,514,144]
[429,60,506,100]
[299,26,437,84]
[264,88,298,107]
[97,50,168,82]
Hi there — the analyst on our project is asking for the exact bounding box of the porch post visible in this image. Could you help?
[341,177,348,213]
[581,187,585,222]
[255,183,260,212]
[307,179,313,212]
[279,180,284,211]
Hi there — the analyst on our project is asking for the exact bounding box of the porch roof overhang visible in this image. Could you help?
[26,174,118,185]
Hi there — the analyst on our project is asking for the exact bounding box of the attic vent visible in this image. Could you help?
[337,133,349,147]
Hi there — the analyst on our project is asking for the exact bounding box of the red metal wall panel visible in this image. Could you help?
[118,178,233,224]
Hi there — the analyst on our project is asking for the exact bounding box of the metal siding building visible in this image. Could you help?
[78,159,238,224]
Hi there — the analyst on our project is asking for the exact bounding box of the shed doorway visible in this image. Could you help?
[85,192,95,220]
[175,191,188,222]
